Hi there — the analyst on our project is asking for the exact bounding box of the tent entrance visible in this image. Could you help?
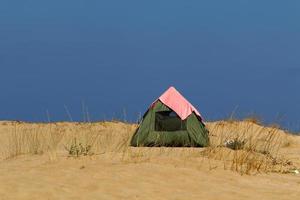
[155,111,187,132]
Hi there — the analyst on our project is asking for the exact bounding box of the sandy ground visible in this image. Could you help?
[0,121,299,200]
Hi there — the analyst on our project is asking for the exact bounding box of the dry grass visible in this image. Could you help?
[1,121,136,160]
[0,120,297,175]
[243,116,263,125]
[204,120,295,174]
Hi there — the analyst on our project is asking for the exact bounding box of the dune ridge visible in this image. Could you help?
[0,120,299,200]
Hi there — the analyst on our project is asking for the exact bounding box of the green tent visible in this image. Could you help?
[131,87,209,147]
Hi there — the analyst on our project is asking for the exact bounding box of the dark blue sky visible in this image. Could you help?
[0,1,300,130]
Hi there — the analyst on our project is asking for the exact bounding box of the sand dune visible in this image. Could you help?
[0,121,299,200]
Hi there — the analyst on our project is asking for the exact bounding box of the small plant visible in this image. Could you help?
[224,138,246,150]
[64,138,93,157]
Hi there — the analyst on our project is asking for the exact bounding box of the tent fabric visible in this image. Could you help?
[152,86,203,120]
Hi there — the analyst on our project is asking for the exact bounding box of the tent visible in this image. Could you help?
[130,86,209,147]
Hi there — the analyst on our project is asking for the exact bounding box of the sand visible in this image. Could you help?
[0,121,299,200]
